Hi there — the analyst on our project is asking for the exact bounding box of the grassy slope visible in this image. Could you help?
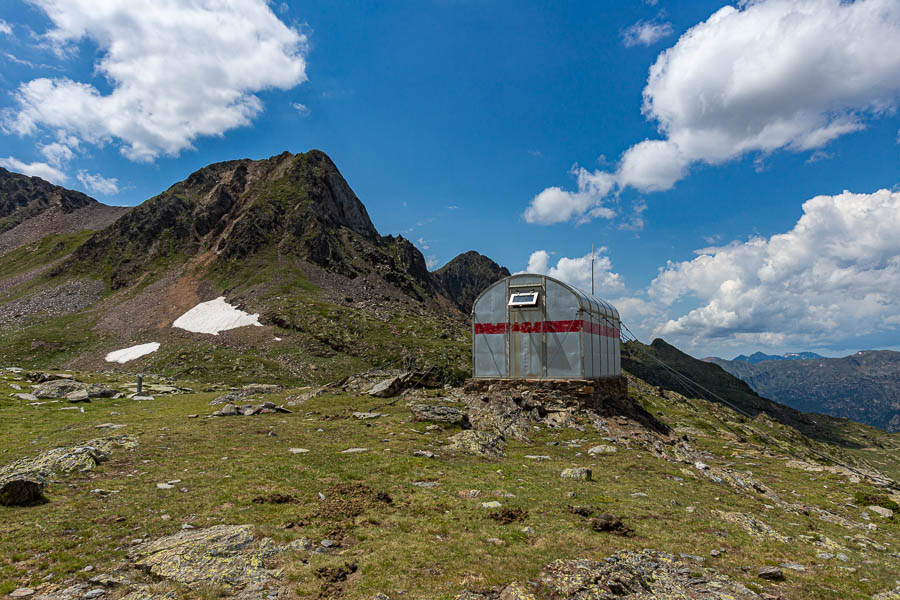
[0,370,897,599]
[0,230,470,385]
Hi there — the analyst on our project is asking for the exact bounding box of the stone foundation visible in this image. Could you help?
[464,376,628,412]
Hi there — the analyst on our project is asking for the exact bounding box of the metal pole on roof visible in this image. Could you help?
[591,243,595,295]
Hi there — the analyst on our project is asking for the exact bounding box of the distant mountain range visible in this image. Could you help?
[731,351,824,363]
[707,351,900,432]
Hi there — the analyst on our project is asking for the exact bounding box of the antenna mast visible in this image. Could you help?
[591,242,595,295]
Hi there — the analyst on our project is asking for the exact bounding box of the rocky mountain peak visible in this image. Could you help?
[0,168,97,234]
[67,149,387,287]
[433,251,511,313]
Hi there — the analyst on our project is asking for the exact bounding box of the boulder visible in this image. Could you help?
[757,566,784,581]
[536,550,760,599]
[410,404,467,425]
[33,379,87,399]
[66,389,90,403]
[498,582,537,600]
[242,383,281,394]
[442,430,505,458]
[366,376,402,398]
[560,468,592,481]
[867,505,894,519]
[86,384,117,398]
[32,380,116,400]
[587,445,617,455]
[0,436,137,506]
[210,390,251,406]
[128,525,283,593]
[0,473,47,506]
[399,370,442,389]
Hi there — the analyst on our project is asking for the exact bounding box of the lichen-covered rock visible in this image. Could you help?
[0,435,137,506]
[120,589,177,600]
[409,403,467,425]
[32,380,116,400]
[33,379,87,399]
[498,582,536,600]
[714,510,791,543]
[538,550,761,599]
[31,583,91,600]
[560,468,592,481]
[128,525,283,595]
[872,585,900,600]
[442,430,505,458]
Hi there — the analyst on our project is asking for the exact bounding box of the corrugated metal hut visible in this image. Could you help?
[472,273,621,379]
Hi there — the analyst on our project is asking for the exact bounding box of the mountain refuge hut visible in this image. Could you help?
[467,273,627,408]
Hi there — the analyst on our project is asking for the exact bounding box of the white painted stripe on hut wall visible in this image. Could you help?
[172,296,262,335]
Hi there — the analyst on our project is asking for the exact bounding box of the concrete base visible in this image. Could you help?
[464,376,628,412]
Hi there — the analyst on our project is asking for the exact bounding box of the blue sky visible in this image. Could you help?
[1,0,900,359]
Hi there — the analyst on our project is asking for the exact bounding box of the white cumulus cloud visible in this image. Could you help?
[622,20,674,47]
[0,20,12,36]
[523,167,616,224]
[528,0,900,224]
[0,156,67,184]
[649,189,900,350]
[39,142,74,167]
[77,170,119,195]
[5,0,308,162]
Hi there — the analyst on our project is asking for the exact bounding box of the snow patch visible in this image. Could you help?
[172,297,262,335]
[105,342,160,364]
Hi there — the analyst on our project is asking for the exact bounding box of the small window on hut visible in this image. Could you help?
[508,291,539,307]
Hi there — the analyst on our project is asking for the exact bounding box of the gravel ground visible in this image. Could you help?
[0,278,106,327]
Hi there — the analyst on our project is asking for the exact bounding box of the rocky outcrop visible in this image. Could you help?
[455,550,761,599]
[128,525,283,594]
[433,250,510,314]
[442,430,505,458]
[32,379,117,400]
[63,150,444,302]
[409,403,467,425]
[0,435,138,506]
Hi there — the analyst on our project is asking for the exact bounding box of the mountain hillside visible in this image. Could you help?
[0,168,128,256]
[709,351,900,432]
[64,150,436,299]
[0,152,512,384]
[432,250,510,313]
[622,338,894,447]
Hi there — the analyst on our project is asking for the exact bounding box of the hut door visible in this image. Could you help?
[508,290,544,378]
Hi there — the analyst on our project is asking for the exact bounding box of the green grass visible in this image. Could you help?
[0,370,897,599]
[0,311,107,369]
[0,231,95,282]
